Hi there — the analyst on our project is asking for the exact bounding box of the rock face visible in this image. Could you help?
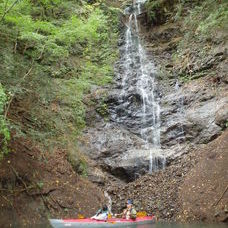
[74,0,228,224]
[80,48,228,183]
[78,7,228,182]
[79,122,144,181]
[159,79,228,147]
[73,0,228,224]
[80,122,170,181]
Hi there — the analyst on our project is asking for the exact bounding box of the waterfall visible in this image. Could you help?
[134,0,147,15]
[110,0,165,173]
[104,191,112,215]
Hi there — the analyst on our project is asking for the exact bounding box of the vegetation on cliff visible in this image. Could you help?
[174,0,228,80]
[145,0,228,82]
[0,83,10,159]
[0,0,119,163]
[0,0,120,226]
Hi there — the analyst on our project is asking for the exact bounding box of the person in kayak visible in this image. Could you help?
[91,205,108,221]
[115,199,137,220]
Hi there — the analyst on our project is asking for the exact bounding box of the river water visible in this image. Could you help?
[135,223,228,228]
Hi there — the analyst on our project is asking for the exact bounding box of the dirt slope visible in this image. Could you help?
[179,130,228,223]
[0,137,105,227]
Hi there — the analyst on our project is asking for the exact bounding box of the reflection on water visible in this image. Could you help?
[9,223,52,228]
[135,223,227,228]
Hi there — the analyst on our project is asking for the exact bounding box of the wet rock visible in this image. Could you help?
[78,122,147,179]
[78,2,228,223]
[213,45,227,57]
[79,117,176,181]
[159,79,228,148]
[215,103,228,128]
[104,148,170,181]
[87,167,106,185]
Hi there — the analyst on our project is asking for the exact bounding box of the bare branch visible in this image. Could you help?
[213,185,228,206]
[0,194,14,208]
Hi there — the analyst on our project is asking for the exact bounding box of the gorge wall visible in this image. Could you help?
[78,0,228,223]
[0,0,227,226]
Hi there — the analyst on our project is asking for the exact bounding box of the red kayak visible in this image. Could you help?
[49,216,155,227]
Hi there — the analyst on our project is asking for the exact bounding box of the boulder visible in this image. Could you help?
[79,120,176,181]
[104,148,171,181]
[215,102,228,128]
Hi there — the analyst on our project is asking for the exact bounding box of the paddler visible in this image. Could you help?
[91,205,109,221]
[115,199,137,220]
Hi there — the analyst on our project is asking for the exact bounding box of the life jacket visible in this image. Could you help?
[126,207,137,219]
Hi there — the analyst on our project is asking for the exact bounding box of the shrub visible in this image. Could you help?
[145,0,177,25]
[0,0,119,165]
[0,83,10,159]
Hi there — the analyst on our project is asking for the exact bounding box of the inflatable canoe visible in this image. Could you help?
[49,216,155,227]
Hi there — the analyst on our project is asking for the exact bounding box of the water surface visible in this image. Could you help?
[135,223,227,228]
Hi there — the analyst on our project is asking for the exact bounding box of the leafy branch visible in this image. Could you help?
[4,61,34,120]
[0,0,20,23]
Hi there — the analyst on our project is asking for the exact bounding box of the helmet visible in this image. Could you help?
[127,199,133,205]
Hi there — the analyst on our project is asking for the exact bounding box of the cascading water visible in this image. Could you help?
[110,0,165,173]
[104,191,113,215]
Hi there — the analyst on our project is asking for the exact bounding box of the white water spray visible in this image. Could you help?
[113,0,166,173]
[104,191,112,215]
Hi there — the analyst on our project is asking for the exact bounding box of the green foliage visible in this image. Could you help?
[145,0,175,24]
[96,101,109,117]
[81,61,113,85]
[0,84,7,115]
[0,0,119,164]
[37,181,44,189]
[173,0,228,82]
[0,1,115,61]
[174,2,183,21]
[67,151,88,177]
[197,3,228,34]
[0,83,10,159]
[183,0,228,39]
[78,159,88,177]
[145,0,162,22]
